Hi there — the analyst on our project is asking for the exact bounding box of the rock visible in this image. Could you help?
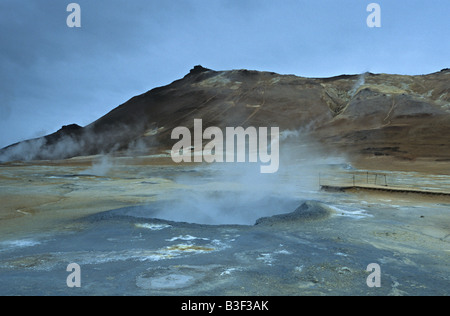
[254,201,333,226]
[60,124,82,132]
[188,65,211,75]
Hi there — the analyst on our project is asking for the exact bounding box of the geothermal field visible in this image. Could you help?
[0,67,449,296]
[0,151,449,296]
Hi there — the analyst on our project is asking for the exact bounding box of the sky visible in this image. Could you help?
[0,0,449,148]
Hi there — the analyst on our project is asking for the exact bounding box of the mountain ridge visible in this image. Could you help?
[1,66,449,165]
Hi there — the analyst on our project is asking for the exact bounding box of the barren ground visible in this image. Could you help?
[0,155,448,296]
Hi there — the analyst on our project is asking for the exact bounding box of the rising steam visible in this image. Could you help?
[350,72,368,97]
[145,131,347,225]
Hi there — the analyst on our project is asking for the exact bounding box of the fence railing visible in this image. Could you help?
[319,170,450,194]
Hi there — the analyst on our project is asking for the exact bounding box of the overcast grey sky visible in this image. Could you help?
[0,0,449,148]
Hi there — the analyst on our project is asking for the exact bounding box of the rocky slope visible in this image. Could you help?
[1,66,449,163]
